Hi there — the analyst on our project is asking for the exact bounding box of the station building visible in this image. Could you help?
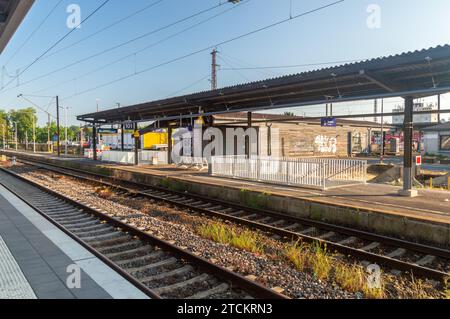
[131,112,390,161]
[211,112,388,158]
[422,122,450,156]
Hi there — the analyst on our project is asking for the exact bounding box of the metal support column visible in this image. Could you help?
[134,123,139,166]
[246,112,252,157]
[167,125,173,164]
[56,96,61,157]
[399,96,417,197]
[92,124,98,161]
[437,94,441,123]
[380,98,385,162]
[121,123,125,151]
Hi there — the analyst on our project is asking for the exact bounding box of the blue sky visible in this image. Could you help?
[1,0,450,126]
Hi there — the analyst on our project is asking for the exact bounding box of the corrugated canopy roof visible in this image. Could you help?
[78,45,450,124]
[0,0,34,53]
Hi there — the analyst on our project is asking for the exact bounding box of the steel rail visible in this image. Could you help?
[8,157,450,282]
[0,166,288,299]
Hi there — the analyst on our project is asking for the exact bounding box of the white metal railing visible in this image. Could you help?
[100,150,168,165]
[210,156,367,190]
[177,156,209,171]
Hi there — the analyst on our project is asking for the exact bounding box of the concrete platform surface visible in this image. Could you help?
[0,183,149,299]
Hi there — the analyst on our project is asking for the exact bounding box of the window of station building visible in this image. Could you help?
[440,135,450,150]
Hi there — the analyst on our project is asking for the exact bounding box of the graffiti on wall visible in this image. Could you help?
[314,135,338,154]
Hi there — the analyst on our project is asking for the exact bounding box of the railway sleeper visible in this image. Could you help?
[415,255,436,266]
[116,251,166,267]
[152,273,210,295]
[386,248,407,258]
[97,240,144,254]
[88,235,131,248]
[338,236,358,245]
[126,257,178,274]
[106,245,153,260]
[68,222,106,232]
[82,231,123,243]
[45,210,83,217]
[359,242,380,252]
[186,283,231,299]
[73,226,115,237]
[140,265,194,283]
[61,219,100,228]
[54,215,95,224]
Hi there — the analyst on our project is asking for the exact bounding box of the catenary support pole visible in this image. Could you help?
[56,96,61,157]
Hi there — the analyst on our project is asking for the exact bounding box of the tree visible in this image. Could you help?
[8,108,37,142]
[283,112,295,117]
[67,125,80,142]
[0,107,82,145]
[0,110,8,145]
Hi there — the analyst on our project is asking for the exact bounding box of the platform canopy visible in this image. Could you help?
[77,45,450,125]
[0,0,34,53]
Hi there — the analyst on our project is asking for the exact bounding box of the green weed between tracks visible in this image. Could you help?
[197,222,264,254]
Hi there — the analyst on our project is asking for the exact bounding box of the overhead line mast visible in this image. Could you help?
[211,49,219,90]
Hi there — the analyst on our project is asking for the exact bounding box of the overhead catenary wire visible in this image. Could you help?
[17,95,56,119]
[165,74,211,98]
[3,0,64,67]
[22,0,166,66]
[218,55,252,83]
[32,1,249,95]
[61,0,346,102]
[1,0,112,92]
[2,0,237,95]
[219,51,282,77]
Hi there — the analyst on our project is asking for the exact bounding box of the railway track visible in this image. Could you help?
[0,166,287,300]
[4,158,450,283]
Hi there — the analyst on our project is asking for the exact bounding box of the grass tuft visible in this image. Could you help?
[197,222,263,254]
[284,241,309,272]
[310,243,333,281]
[95,186,112,199]
[284,241,387,298]
[445,277,450,299]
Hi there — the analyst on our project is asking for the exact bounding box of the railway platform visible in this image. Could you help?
[0,182,149,299]
[1,150,449,246]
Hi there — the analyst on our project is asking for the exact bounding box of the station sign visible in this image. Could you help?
[98,128,118,134]
[415,155,422,166]
[123,122,135,130]
[321,117,337,127]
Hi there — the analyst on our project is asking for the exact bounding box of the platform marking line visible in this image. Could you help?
[0,235,37,299]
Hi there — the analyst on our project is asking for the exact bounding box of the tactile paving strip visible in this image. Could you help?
[0,236,37,299]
